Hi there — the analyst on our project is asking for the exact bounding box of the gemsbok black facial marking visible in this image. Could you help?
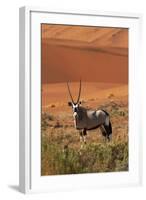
[67,80,112,145]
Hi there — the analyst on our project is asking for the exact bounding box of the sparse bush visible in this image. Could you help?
[42,112,54,121]
[41,134,128,175]
[108,93,115,99]
[54,121,63,128]
[41,99,128,175]
[89,98,95,101]
[48,114,54,121]
[50,104,55,108]
[41,112,55,131]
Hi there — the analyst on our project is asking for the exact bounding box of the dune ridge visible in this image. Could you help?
[42,82,128,111]
[41,25,128,84]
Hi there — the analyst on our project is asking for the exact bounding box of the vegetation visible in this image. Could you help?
[41,100,128,175]
[41,135,128,175]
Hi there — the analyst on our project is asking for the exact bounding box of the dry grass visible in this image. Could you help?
[41,99,128,175]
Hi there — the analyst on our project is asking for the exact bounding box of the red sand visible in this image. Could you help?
[42,82,128,113]
[41,25,128,84]
[41,25,128,113]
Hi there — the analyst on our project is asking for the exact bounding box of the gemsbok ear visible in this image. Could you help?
[68,102,72,106]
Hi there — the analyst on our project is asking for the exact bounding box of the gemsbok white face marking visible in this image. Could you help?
[67,80,112,144]
[72,104,79,117]
[72,104,78,111]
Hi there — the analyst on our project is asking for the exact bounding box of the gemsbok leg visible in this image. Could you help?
[83,128,87,144]
[99,125,107,142]
[79,129,87,148]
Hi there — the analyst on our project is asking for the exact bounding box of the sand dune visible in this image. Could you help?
[42,82,128,112]
[41,25,128,84]
[42,25,128,48]
[42,44,128,84]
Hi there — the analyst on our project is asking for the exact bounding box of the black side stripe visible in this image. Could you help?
[101,109,109,116]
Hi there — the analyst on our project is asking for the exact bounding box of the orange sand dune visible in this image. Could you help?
[42,82,128,113]
[42,44,128,84]
[42,25,128,48]
[41,25,128,85]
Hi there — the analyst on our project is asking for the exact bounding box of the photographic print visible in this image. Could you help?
[41,24,128,176]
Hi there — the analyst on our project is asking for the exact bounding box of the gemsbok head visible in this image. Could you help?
[67,80,112,144]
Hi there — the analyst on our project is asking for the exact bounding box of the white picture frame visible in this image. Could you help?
[19,6,143,194]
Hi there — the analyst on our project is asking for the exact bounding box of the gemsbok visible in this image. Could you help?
[67,80,112,144]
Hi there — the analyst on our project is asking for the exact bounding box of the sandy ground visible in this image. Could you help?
[41,82,128,146]
[41,83,128,175]
[42,82,128,113]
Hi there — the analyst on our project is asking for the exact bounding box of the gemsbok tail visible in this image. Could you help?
[101,109,112,140]
[109,120,112,135]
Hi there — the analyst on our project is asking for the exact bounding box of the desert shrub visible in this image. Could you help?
[42,112,54,121]
[50,104,55,108]
[54,121,63,128]
[111,108,128,118]
[48,115,54,121]
[41,135,128,175]
[108,93,115,99]
[98,101,128,117]
[41,112,55,131]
